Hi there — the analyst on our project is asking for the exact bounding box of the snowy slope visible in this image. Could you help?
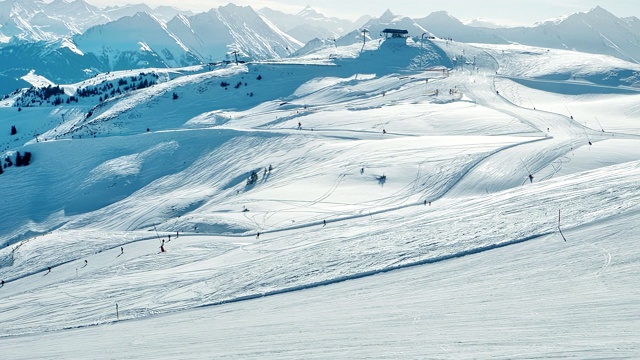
[0,32,639,358]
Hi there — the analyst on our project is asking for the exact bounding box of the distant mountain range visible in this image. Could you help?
[0,0,639,95]
[414,6,640,63]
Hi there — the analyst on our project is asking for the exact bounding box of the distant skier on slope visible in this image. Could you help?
[528,174,534,183]
[1,279,4,287]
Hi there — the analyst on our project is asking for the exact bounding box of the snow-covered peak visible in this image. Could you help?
[74,11,199,69]
[463,18,509,29]
[296,5,318,18]
[378,9,397,23]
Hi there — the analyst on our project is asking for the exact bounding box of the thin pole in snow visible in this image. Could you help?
[558,209,567,242]
[564,104,573,119]
[558,208,561,225]
[116,303,119,320]
[519,158,533,178]
[594,117,604,132]
[520,158,530,172]
[582,126,592,146]
[153,224,161,241]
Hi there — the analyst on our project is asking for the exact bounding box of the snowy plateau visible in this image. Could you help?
[0,2,640,359]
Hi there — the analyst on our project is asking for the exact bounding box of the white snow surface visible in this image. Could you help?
[0,37,639,358]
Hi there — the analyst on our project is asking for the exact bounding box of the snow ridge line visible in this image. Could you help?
[200,230,555,308]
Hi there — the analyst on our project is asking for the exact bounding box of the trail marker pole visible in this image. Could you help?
[595,117,604,132]
[558,209,567,242]
[116,303,119,320]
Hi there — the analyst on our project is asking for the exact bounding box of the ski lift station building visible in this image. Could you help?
[382,29,409,39]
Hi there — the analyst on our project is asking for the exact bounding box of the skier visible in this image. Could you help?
[382,129,386,134]
[297,122,302,130]
[528,174,534,183]
[424,200,427,206]
[256,232,260,239]
[323,219,326,227]
[84,259,88,266]
[1,279,4,287]
[268,164,273,172]
[168,235,171,242]
[46,266,51,274]
[120,247,124,255]
[360,167,364,174]
[160,244,166,253]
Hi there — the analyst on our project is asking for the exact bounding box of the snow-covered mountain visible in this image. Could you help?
[74,12,200,70]
[259,5,356,43]
[0,3,303,95]
[167,4,302,63]
[0,38,102,94]
[500,6,640,63]
[414,11,507,43]
[416,7,640,63]
[463,18,509,29]
[0,0,192,42]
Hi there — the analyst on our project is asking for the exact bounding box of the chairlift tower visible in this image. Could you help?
[361,29,369,53]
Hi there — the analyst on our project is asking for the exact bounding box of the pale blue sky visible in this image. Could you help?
[87,0,639,25]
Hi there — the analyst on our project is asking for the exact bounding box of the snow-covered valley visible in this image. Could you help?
[0,35,639,358]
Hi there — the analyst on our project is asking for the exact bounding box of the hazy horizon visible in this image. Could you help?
[68,0,640,26]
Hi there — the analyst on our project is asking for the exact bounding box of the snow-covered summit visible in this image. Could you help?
[74,11,199,69]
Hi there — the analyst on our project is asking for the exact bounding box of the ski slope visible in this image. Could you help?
[1,37,639,358]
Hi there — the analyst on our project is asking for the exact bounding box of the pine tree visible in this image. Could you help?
[15,152,23,167]
[22,151,32,166]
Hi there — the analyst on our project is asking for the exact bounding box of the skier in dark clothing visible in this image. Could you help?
[120,247,124,255]
[46,267,51,274]
[528,174,534,183]
[256,232,260,239]
[1,279,4,287]
[323,220,326,227]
